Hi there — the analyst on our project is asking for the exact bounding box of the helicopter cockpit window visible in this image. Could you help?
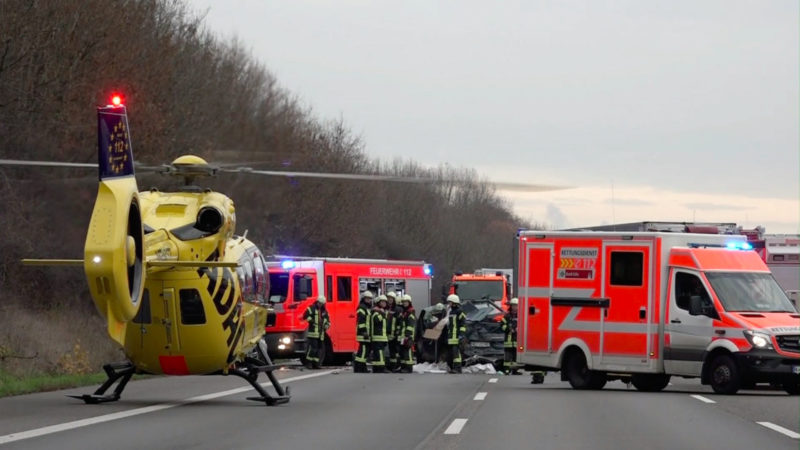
[249,251,268,304]
[259,256,270,302]
[132,289,151,324]
[241,259,255,303]
[179,289,206,325]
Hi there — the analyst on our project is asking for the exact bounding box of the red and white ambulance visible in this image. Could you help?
[516,230,800,394]
[263,257,433,359]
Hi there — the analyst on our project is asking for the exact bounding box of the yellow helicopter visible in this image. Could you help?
[3,97,294,405]
[0,95,564,406]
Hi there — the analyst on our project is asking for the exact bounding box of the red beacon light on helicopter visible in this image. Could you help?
[109,94,123,107]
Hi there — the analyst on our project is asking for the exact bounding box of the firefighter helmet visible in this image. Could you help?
[386,291,398,299]
[446,294,461,305]
[401,294,412,305]
[377,294,388,302]
[509,297,518,306]
[433,303,445,312]
[317,295,327,304]
[361,291,374,299]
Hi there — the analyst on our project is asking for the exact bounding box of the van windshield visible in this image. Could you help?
[454,281,504,301]
[705,272,796,313]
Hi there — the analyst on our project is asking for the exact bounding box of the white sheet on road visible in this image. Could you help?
[412,362,497,374]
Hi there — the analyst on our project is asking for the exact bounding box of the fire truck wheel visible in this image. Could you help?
[564,349,601,390]
[631,374,671,392]
[709,354,741,395]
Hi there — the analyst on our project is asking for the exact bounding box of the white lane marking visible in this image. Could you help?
[757,422,800,439]
[473,392,487,401]
[444,418,468,435]
[0,370,333,445]
[690,394,716,404]
[488,378,498,383]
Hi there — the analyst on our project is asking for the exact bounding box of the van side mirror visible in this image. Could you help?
[689,295,718,319]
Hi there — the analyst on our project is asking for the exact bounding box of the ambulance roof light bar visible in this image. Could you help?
[688,242,752,250]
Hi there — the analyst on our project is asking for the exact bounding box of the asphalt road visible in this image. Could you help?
[0,368,797,449]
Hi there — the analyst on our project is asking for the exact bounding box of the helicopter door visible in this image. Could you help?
[130,287,169,372]
[160,287,181,352]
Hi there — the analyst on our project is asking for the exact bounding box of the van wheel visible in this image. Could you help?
[588,372,607,390]
[709,355,741,394]
[784,381,800,395]
[565,350,601,390]
[631,374,671,392]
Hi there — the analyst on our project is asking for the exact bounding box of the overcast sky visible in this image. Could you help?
[192,0,799,233]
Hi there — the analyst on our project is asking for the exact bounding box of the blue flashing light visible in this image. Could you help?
[423,264,433,277]
[725,241,753,251]
[281,259,295,269]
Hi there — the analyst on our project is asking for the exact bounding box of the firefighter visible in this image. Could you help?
[303,295,331,369]
[370,295,390,373]
[354,291,373,373]
[398,294,417,373]
[501,297,520,375]
[445,294,467,374]
[386,291,401,372]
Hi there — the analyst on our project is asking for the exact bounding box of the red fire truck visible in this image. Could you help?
[264,257,433,359]
[516,230,800,394]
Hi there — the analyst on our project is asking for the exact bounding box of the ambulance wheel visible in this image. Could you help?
[631,374,671,392]
[784,381,800,395]
[588,373,607,390]
[564,350,602,390]
[709,354,741,395]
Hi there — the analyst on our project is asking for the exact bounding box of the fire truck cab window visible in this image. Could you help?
[179,289,206,324]
[610,251,643,286]
[293,274,313,301]
[337,276,352,301]
[133,289,151,324]
[268,273,289,303]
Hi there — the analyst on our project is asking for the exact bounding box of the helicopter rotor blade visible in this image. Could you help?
[0,159,173,174]
[224,168,568,192]
[0,159,97,169]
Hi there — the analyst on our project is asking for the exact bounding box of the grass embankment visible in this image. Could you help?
[0,370,108,398]
[1,303,124,398]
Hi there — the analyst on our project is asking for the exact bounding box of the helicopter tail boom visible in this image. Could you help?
[83,104,146,346]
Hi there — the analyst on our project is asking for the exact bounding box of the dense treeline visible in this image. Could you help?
[0,0,537,373]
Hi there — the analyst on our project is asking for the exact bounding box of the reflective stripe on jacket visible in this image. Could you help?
[500,311,517,348]
[371,309,388,342]
[447,309,466,345]
[357,301,371,343]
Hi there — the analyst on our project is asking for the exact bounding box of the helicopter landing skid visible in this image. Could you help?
[229,367,291,406]
[68,361,136,404]
[236,338,291,406]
